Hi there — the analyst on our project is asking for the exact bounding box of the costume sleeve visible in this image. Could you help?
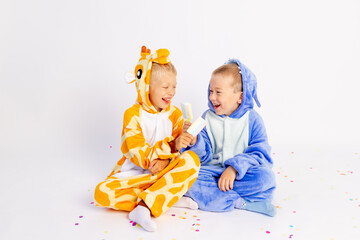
[120,105,181,170]
[182,111,213,164]
[224,110,273,180]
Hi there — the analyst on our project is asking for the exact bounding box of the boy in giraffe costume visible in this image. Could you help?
[94,46,200,231]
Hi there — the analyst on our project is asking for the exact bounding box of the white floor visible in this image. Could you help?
[1,146,360,240]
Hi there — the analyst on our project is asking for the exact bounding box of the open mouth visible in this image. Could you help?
[162,98,171,104]
[213,103,220,110]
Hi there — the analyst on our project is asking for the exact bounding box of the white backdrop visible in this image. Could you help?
[1,0,360,165]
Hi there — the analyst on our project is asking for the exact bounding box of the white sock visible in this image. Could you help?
[172,197,198,210]
[128,205,157,232]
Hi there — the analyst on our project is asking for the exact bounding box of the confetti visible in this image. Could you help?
[79,216,83,218]
[266,231,271,234]
[171,214,176,216]
[110,146,112,148]
[289,234,294,238]
[75,223,79,226]
[90,202,94,205]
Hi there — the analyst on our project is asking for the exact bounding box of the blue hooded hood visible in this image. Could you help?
[208,58,261,119]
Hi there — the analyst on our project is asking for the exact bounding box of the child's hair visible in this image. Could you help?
[212,63,242,92]
[151,62,177,80]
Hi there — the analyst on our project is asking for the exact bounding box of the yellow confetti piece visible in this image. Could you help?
[104,231,108,234]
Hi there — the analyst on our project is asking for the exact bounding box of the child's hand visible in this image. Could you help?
[183,121,197,145]
[183,121,191,132]
[175,132,194,151]
[218,166,237,192]
[148,159,170,175]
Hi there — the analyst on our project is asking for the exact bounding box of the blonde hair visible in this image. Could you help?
[151,62,177,80]
[212,63,242,92]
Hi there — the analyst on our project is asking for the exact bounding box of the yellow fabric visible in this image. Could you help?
[95,151,200,217]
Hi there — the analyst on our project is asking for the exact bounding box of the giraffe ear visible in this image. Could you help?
[124,71,135,84]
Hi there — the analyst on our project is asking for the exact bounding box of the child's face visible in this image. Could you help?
[209,73,243,116]
[149,71,177,112]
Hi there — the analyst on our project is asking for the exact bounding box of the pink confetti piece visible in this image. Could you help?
[79,216,83,218]
[90,202,94,205]
[132,222,137,226]
[171,214,175,216]
[293,211,296,213]
[110,146,112,148]
[75,223,79,226]
[289,234,294,238]
[266,231,271,234]
[196,219,200,221]
[195,229,199,232]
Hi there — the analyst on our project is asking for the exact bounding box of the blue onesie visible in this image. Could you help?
[184,59,276,217]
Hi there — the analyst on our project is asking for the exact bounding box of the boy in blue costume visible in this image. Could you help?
[181,59,276,217]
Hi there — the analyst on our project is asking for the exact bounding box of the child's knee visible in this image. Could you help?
[257,167,276,189]
[94,181,111,207]
[180,150,200,170]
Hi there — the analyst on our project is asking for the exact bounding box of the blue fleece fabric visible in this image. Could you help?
[183,59,276,215]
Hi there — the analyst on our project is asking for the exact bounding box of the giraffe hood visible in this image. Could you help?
[129,46,171,114]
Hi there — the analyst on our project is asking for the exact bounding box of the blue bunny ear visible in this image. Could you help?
[254,91,261,108]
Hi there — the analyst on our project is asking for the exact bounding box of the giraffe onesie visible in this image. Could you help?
[94,46,200,218]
